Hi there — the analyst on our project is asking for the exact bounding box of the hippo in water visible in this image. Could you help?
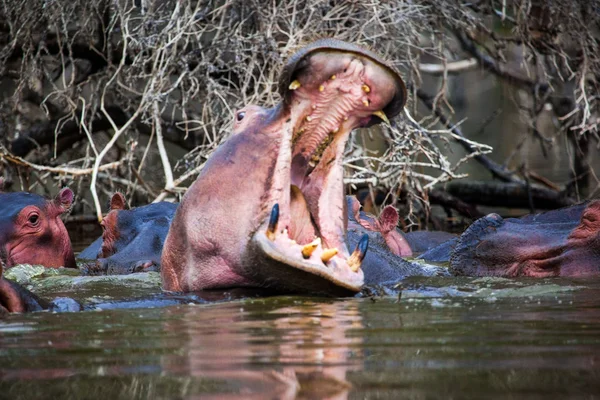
[161,39,409,296]
[449,201,600,277]
[0,187,76,313]
[78,193,177,275]
[345,197,450,285]
[0,187,76,269]
[80,191,447,286]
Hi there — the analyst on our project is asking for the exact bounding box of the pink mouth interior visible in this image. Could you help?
[254,49,402,291]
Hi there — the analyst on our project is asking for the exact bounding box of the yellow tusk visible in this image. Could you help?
[372,110,390,125]
[362,99,370,107]
[319,85,325,92]
[302,238,320,259]
[362,84,371,93]
[289,80,301,90]
[330,75,336,80]
[348,258,361,273]
[321,248,338,263]
[306,115,313,122]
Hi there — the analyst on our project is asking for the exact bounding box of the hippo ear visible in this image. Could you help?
[110,192,128,210]
[377,206,399,234]
[348,196,362,221]
[568,201,600,242]
[56,187,74,211]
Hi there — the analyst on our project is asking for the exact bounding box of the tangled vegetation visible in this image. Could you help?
[0,0,598,228]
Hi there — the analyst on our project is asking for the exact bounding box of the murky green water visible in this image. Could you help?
[1,273,600,399]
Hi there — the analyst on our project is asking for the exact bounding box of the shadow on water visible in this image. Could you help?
[1,275,600,399]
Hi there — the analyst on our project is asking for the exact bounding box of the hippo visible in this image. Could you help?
[0,187,76,313]
[161,39,411,296]
[346,196,456,257]
[346,197,449,285]
[0,188,76,269]
[450,201,600,277]
[0,266,44,314]
[79,193,177,275]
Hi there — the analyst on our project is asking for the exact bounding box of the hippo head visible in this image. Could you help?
[162,39,406,295]
[97,193,176,274]
[450,201,600,278]
[0,188,76,269]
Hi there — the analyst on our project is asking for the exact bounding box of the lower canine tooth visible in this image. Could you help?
[267,203,279,241]
[362,84,371,93]
[321,248,338,263]
[348,234,368,272]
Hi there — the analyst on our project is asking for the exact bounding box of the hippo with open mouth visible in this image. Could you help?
[162,39,407,296]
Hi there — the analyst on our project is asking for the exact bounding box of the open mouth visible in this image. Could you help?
[252,39,406,293]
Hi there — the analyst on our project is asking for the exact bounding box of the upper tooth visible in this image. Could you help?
[362,84,371,93]
[289,80,301,90]
[372,110,390,125]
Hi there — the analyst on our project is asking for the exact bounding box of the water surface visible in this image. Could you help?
[1,277,599,399]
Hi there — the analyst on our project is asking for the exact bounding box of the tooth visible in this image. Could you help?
[362,84,371,93]
[348,234,368,272]
[319,85,325,92]
[302,238,320,258]
[289,80,301,90]
[330,75,336,80]
[267,203,279,241]
[362,99,370,107]
[306,115,313,122]
[332,126,339,134]
[372,110,390,125]
[321,248,338,263]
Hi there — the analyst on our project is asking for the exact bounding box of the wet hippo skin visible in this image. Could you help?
[450,201,600,277]
[79,193,177,275]
[161,39,409,296]
[346,197,449,285]
[0,188,75,313]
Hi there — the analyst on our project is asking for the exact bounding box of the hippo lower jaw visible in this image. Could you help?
[247,43,405,294]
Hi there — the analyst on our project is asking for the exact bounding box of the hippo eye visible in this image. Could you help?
[28,214,39,225]
[236,111,245,121]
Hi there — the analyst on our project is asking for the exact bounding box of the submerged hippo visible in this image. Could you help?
[0,188,76,269]
[346,196,456,257]
[0,188,76,313]
[162,39,408,296]
[346,197,449,285]
[450,201,600,277]
[79,193,177,275]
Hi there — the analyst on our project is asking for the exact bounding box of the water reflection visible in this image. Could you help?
[1,285,600,398]
[161,300,363,399]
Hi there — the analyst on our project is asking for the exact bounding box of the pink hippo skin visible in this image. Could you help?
[0,187,75,313]
[161,39,407,296]
[450,201,600,277]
